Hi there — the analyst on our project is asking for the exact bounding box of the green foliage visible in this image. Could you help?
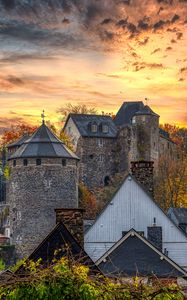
[3,165,10,179]
[0,258,184,300]
[0,259,5,271]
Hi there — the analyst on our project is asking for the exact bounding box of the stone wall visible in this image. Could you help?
[76,137,116,188]
[7,157,79,259]
[159,135,177,160]
[116,126,131,173]
[130,114,159,168]
[55,208,84,247]
[131,161,154,196]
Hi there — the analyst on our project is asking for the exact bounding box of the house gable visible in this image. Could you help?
[97,229,186,278]
[84,175,187,270]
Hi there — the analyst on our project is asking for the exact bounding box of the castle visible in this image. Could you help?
[2,101,176,259]
[63,101,176,189]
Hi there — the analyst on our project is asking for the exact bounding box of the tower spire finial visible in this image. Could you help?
[41,110,45,124]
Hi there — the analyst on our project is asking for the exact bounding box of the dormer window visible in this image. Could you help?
[102,124,109,133]
[91,123,98,133]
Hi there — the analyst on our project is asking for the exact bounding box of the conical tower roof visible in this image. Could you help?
[9,122,78,160]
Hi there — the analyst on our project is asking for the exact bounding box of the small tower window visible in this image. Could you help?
[36,158,41,166]
[13,160,16,167]
[98,139,104,147]
[23,159,28,166]
[91,124,98,133]
[62,159,66,166]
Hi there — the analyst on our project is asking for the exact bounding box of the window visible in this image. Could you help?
[98,154,104,162]
[13,160,16,167]
[91,124,98,133]
[62,159,66,166]
[89,154,94,159]
[36,158,41,166]
[102,124,109,133]
[104,176,110,186]
[23,159,28,166]
[98,139,104,147]
[132,117,136,124]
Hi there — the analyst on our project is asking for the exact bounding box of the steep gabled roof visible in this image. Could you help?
[85,174,187,239]
[9,122,78,160]
[114,101,144,126]
[65,114,117,138]
[17,222,100,275]
[96,229,187,278]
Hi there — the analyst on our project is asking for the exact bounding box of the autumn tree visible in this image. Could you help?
[154,152,187,210]
[160,123,186,148]
[78,183,97,219]
[0,123,37,148]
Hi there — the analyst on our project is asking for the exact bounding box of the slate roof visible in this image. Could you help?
[17,222,100,276]
[134,105,159,117]
[7,135,30,149]
[65,114,117,138]
[114,101,144,126]
[9,122,78,160]
[97,229,187,278]
[168,208,187,224]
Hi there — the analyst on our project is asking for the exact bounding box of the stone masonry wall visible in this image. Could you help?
[55,208,84,247]
[7,157,78,259]
[76,137,116,188]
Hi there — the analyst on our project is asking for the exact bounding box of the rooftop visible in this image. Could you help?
[9,122,78,160]
[66,113,117,138]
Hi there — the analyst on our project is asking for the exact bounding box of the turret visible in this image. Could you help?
[130,105,160,165]
[7,121,79,259]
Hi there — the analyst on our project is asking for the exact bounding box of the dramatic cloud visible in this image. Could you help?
[0,0,186,128]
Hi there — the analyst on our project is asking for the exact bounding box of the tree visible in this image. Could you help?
[154,152,187,210]
[78,183,97,219]
[57,103,98,122]
[0,123,37,148]
[160,124,185,148]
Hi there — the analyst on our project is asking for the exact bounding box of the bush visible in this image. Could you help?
[0,258,184,300]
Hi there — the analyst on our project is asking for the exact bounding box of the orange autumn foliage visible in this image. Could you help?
[79,183,97,219]
[160,123,184,147]
[1,123,37,147]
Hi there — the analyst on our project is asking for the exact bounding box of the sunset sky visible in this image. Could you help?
[0,0,187,132]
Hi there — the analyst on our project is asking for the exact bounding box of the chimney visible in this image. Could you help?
[147,219,162,251]
[55,208,85,247]
[131,161,154,196]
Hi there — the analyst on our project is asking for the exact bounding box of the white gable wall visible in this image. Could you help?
[84,176,187,270]
[64,117,81,150]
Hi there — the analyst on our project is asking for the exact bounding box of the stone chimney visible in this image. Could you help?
[55,208,85,247]
[131,161,154,196]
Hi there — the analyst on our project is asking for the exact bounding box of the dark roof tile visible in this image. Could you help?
[66,114,117,138]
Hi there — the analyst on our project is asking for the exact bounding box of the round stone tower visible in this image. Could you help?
[130,106,160,165]
[7,121,79,259]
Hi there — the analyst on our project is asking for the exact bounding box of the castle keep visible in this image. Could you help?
[64,101,176,188]
[7,121,79,258]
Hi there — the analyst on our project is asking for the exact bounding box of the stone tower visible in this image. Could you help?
[7,121,79,259]
[130,106,160,166]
